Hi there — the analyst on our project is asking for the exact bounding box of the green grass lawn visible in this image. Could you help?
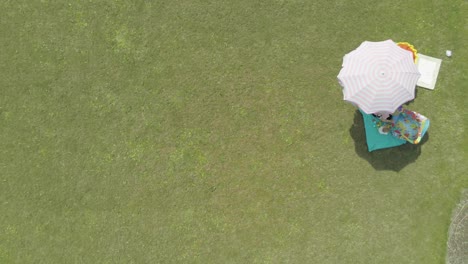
[1,0,467,263]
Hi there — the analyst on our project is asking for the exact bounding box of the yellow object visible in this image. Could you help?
[397,42,418,63]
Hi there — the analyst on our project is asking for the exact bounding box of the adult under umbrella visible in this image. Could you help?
[337,40,421,114]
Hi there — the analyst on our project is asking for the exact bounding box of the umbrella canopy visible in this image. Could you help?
[337,40,421,114]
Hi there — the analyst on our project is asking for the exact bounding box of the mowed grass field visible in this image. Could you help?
[1,0,467,263]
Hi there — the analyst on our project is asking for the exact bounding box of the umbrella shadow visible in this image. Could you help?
[349,110,429,172]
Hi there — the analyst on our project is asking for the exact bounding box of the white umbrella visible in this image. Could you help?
[337,40,421,114]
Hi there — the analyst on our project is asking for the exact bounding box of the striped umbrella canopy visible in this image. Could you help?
[337,40,421,114]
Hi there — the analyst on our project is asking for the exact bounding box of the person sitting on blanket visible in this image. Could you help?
[372,106,429,144]
[372,112,393,122]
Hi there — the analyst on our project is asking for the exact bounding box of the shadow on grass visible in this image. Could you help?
[349,110,429,172]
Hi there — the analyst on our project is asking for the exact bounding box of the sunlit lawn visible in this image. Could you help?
[0,0,466,263]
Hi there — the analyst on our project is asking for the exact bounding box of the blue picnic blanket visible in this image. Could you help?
[360,108,430,151]
[360,110,406,152]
